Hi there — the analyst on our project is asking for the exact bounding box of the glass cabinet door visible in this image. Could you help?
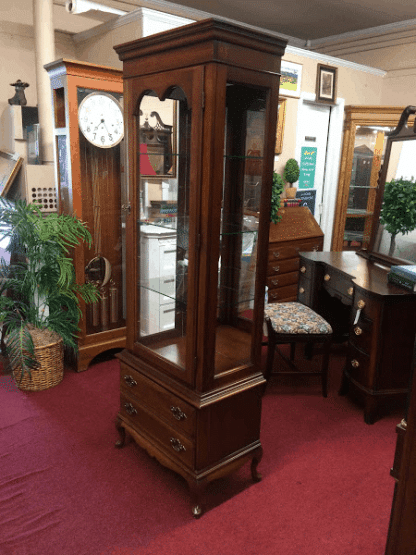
[136,89,191,374]
[215,84,267,375]
[343,124,392,250]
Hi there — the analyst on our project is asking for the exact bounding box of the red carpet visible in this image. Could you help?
[0,346,400,555]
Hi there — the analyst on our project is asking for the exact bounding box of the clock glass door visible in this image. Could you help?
[77,87,126,335]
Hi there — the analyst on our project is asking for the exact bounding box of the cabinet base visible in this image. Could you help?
[115,415,263,517]
[66,332,126,372]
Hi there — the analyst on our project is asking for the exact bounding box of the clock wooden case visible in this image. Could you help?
[114,19,287,516]
[45,59,126,372]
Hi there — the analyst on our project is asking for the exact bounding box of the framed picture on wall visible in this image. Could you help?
[275,98,287,155]
[0,150,23,197]
[279,61,302,98]
[316,63,337,104]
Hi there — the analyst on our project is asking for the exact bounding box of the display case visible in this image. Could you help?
[114,19,287,516]
[331,106,409,252]
[45,60,126,372]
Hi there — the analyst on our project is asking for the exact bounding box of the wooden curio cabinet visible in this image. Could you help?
[331,106,407,252]
[45,60,126,372]
[114,19,287,516]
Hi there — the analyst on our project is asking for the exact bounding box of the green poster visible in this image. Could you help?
[299,146,317,189]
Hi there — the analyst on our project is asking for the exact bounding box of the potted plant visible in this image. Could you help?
[380,178,416,256]
[0,199,99,390]
[283,158,300,199]
[270,171,285,224]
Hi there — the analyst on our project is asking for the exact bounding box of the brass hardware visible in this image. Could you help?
[354,326,362,336]
[348,287,353,296]
[273,251,280,259]
[351,359,359,368]
[400,418,407,429]
[357,300,365,309]
[121,203,131,214]
[300,266,306,273]
[124,402,137,416]
[170,437,186,453]
[270,292,277,299]
[324,274,331,282]
[299,287,305,294]
[124,375,137,387]
[273,266,280,272]
[312,246,319,252]
[170,406,187,421]
[272,279,279,286]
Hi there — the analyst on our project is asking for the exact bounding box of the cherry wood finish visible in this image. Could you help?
[114,19,287,516]
[298,250,416,424]
[45,59,126,372]
[268,207,323,303]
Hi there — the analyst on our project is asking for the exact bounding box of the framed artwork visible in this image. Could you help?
[0,150,23,197]
[279,61,302,98]
[316,63,337,104]
[275,98,287,155]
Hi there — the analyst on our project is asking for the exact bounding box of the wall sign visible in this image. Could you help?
[299,146,317,189]
[296,189,317,215]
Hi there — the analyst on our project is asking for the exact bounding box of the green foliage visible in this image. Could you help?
[283,158,300,185]
[0,199,99,378]
[271,171,284,224]
[380,178,416,255]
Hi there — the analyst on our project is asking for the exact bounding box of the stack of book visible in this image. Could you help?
[388,265,416,292]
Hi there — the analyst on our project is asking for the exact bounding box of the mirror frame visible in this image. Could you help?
[358,105,416,266]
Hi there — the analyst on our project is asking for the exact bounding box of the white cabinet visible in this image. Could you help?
[140,225,177,336]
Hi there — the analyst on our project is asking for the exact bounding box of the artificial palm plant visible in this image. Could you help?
[0,199,99,384]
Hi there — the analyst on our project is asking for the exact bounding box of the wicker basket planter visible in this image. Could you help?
[12,329,64,392]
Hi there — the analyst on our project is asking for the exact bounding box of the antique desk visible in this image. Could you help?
[298,251,416,424]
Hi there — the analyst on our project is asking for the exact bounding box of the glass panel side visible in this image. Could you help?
[215,84,267,375]
[136,91,190,372]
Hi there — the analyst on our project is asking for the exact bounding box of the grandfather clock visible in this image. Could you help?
[114,19,286,516]
[45,59,126,372]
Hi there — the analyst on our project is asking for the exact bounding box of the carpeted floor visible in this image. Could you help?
[0,345,401,555]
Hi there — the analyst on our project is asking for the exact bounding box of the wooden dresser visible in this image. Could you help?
[268,206,323,303]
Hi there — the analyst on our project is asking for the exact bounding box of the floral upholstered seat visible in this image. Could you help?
[264,302,332,335]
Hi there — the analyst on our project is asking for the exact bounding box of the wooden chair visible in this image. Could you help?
[264,302,333,397]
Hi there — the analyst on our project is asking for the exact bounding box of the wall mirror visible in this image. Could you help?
[361,105,416,265]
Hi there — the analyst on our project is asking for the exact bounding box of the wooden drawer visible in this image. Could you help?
[321,267,354,302]
[349,316,374,355]
[352,293,381,322]
[298,259,315,280]
[267,257,300,277]
[268,237,322,263]
[120,362,196,437]
[268,283,298,302]
[297,275,312,305]
[267,271,298,290]
[347,344,371,388]
[120,391,194,467]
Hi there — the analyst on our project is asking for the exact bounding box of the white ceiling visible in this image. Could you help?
[52,0,416,44]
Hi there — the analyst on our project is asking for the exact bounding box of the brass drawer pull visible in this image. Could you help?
[324,274,331,282]
[124,375,137,387]
[270,292,278,300]
[351,359,359,368]
[348,287,353,296]
[170,437,186,453]
[300,266,306,273]
[170,406,187,421]
[273,251,280,259]
[299,287,305,294]
[124,402,137,416]
[354,326,362,336]
[312,245,319,252]
[271,279,279,286]
[273,266,280,272]
[357,300,365,309]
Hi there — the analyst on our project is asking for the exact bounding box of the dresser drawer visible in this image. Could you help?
[352,293,381,322]
[267,257,300,277]
[120,392,194,467]
[120,362,196,436]
[347,345,371,388]
[349,316,374,355]
[267,271,298,290]
[297,275,312,305]
[321,267,354,302]
[268,284,298,302]
[268,238,321,263]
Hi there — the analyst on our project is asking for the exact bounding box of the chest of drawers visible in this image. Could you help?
[268,207,323,303]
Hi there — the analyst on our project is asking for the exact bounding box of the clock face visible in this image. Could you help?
[78,91,124,148]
